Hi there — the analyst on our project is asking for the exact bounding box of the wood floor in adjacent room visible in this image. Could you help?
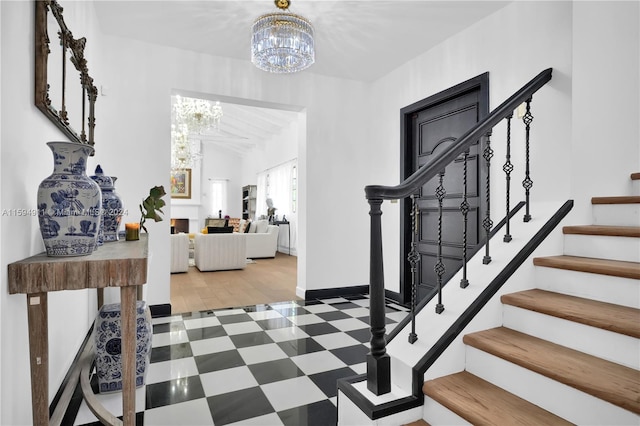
[170,252,299,314]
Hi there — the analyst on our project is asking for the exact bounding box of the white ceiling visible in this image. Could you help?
[188,101,300,155]
[94,0,511,153]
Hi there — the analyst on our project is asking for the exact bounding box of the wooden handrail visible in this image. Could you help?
[365,68,553,200]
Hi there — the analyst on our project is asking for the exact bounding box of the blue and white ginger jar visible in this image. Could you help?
[37,141,102,256]
[94,301,153,393]
[91,165,124,243]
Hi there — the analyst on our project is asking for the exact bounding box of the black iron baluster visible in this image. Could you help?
[408,194,420,344]
[435,172,446,314]
[522,99,534,222]
[460,150,470,289]
[482,132,494,265]
[503,114,514,242]
[366,198,390,395]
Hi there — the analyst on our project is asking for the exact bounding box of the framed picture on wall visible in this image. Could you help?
[170,168,192,199]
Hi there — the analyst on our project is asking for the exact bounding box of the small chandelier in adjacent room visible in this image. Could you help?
[171,124,202,171]
[251,0,315,73]
[173,96,223,134]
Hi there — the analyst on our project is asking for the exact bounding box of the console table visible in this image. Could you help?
[274,220,291,255]
[8,235,148,426]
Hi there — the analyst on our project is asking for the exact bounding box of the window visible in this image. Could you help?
[256,159,297,220]
[209,179,228,217]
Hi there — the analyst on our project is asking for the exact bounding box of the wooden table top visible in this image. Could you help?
[8,234,148,294]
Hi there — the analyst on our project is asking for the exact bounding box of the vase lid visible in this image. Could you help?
[90,164,114,189]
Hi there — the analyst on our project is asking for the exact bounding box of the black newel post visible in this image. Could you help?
[367,198,391,395]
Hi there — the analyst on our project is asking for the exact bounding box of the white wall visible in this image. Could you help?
[1,2,103,424]
[368,1,574,294]
[571,1,640,222]
[242,117,301,188]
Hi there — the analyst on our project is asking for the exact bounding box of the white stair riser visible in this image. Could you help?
[465,346,640,425]
[534,266,640,308]
[502,306,639,369]
[592,204,640,227]
[423,396,471,426]
[633,179,640,195]
[564,234,640,262]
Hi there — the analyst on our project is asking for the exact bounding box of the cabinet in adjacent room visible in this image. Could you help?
[242,185,257,220]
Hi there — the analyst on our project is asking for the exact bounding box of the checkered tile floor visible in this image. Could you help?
[66,295,409,426]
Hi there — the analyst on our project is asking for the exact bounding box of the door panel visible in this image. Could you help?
[400,73,489,304]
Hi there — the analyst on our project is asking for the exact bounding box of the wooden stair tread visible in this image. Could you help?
[501,289,640,338]
[423,371,573,425]
[591,196,640,205]
[463,327,640,414]
[631,172,640,181]
[533,255,640,280]
[562,225,640,238]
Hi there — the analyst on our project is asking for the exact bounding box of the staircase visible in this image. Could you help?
[419,173,640,425]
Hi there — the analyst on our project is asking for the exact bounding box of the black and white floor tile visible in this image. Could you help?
[66,295,409,426]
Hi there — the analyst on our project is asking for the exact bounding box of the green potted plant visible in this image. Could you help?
[139,185,167,232]
[125,185,167,240]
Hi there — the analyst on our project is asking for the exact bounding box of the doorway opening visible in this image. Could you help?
[169,91,306,313]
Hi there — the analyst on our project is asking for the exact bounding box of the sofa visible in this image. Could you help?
[242,220,280,258]
[170,233,190,273]
[194,232,247,271]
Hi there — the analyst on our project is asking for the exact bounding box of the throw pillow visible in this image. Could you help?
[208,226,233,234]
[228,218,241,232]
[248,221,257,233]
[254,219,269,234]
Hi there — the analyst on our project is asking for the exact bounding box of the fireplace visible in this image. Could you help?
[171,218,189,234]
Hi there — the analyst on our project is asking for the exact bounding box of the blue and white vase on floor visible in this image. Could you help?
[94,301,153,394]
[91,165,124,243]
[37,141,102,256]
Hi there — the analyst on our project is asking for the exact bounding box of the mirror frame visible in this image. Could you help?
[35,0,97,147]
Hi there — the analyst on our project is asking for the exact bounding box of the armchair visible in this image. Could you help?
[170,233,190,273]
[194,233,247,271]
[245,224,279,258]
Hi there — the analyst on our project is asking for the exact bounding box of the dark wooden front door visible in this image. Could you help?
[400,74,489,303]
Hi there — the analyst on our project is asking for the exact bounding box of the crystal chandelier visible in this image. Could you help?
[171,124,202,171]
[173,96,223,134]
[171,96,222,170]
[251,0,315,73]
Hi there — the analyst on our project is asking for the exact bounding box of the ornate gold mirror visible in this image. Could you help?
[35,0,97,147]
